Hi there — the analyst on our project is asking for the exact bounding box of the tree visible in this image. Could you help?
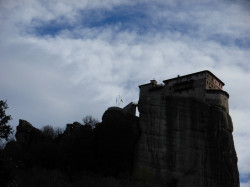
[82,115,99,128]
[0,100,12,141]
[42,125,55,139]
[42,125,63,139]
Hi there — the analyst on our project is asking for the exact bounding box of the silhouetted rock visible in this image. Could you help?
[63,121,92,137]
[15,119,45,146]
[94,106,140,177]
[134,71,239,187]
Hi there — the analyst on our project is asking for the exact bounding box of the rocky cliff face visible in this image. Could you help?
[96,107,140,176]
[134,95,239,187]
[15,119,45,146]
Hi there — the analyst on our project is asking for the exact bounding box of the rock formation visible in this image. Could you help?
[133,70,239,187]
[15,119,45,146]
[4,70,239,187]
[95,106,140,176]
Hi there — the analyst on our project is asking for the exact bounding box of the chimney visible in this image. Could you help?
[150,79,157,85]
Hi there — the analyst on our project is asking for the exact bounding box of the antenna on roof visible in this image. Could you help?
[116,95,123,107]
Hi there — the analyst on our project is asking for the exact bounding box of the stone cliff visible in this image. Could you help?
[96,106,140,176]
[133,71,239,187]
[134,96,239,186]
[15,119,46,146]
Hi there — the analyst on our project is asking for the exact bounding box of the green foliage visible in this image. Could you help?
[0,100,12,141]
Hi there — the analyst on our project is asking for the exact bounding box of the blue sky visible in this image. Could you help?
[0,0,250,185]
[28,1,250,48]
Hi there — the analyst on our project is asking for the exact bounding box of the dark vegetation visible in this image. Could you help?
[0,100,12,141]
[0,100,152,187]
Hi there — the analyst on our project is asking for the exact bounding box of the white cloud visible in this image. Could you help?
[232,108,250,173]
[241,182,250,187]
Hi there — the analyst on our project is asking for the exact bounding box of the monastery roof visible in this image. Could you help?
[139,70,225,88]
[163,70,225,86]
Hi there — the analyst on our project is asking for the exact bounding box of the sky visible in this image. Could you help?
[0,0,250,185]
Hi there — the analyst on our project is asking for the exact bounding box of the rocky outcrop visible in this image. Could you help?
[63,121,92,137]
[15,119,45,146]
[134,96,239,187]
[95,107,140,176]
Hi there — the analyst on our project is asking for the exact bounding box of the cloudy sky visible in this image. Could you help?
[0,0,250,185]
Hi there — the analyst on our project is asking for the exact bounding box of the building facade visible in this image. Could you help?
[139,70,229,113]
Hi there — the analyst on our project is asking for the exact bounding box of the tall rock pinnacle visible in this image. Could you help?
[134,70,239,187]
